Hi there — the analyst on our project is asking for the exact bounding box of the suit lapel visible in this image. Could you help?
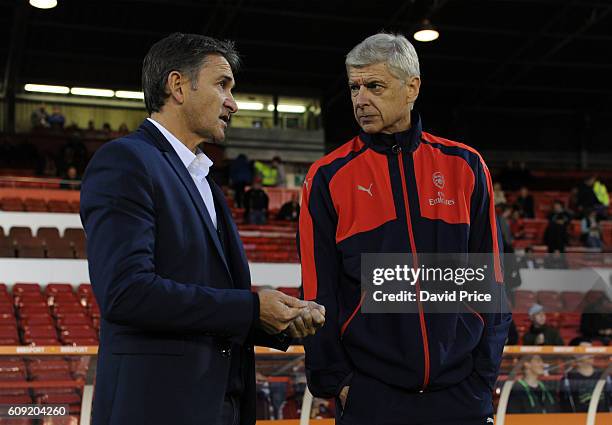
[209,178,251,290]
[139,120,231,277]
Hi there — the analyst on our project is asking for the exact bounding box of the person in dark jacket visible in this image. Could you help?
[299,33,510,425]
[515,186,535,218]
[580,296,612,345]
[560,338,612,412]
[522,304,564,346]
[507,355,560,414]
[544,200,571,253]
[230,153,253,208]
[276,194,300,222]
[244,179,269,224]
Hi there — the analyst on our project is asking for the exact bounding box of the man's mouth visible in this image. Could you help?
[219,114,230,126]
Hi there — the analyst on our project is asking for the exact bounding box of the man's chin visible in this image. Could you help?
[360,124,381,134]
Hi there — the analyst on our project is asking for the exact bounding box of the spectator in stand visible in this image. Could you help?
[593,177,609,219]
[244,178,269,224]
[117,123,129,135]
[84,120,97,137]
[47,106,66,130]
[254,160,278,187]
[544,200,571,253]
[522,304,564,346]
[229,153,253,208]
[59,138,87,175]
[60,165,81,190]
[30,104,49,129]
[580,295,612,345]
[518,247,541,269]
[581,209,603,249]
[272,156,286,187]
[102,122,112,135]
[277,194,300,222]
[507,355,560,414]
[515,186,535,218]
[493,182,507,206]
[577,176,605,218]
[560,338,612,413]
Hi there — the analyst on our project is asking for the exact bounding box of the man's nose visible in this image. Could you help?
[225,95,238,113]
[354,86,370,107]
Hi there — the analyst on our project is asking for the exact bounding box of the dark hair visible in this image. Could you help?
[142,32,240,115]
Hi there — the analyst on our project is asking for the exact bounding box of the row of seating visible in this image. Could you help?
[0,197,79,213]
[0,225,304,262]
[0,283,99,347]
[0,227,86,259]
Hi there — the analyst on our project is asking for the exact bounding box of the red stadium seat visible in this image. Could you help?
[0,197,24,212]
[16,238,46,258]
[12,283,42,294]
[47,200,73,213]
[45,284,74,296]
[20,314,54,327]
[36,227,61,241]
[24,198,48,212]
[23,325,57,338]
[56,315,92,327]
[23,337,61,346]
[0,238,16,257]
[63,228,85,245]
[46,241,76,259]
[28,359,70,371]
[62,337,98,346]
[9,227,32,241]
[561,291,584,311]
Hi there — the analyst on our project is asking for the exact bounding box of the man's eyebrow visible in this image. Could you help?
[220,74,235,86]
[348,78,385,85]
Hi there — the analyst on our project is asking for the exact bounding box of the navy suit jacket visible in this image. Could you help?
[81,119,288,425]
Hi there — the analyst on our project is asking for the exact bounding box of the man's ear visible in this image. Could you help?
[406,76,421,105]
[166,70,186,105]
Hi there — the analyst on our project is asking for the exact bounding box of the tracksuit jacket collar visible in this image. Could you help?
[359,110,422,154]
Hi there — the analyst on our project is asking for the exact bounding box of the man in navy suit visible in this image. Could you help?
[80,33,324,425]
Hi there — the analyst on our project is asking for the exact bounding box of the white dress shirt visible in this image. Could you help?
[147,118,217,229]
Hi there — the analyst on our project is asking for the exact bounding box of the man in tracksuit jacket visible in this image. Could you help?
[299,33,512,424]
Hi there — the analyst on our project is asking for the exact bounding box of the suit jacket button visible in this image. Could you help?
[221,347,232,358]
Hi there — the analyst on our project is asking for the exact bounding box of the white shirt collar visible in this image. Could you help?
[147,118,213,179]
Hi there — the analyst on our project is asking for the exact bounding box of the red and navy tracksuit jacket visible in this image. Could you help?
[298,112,512,401]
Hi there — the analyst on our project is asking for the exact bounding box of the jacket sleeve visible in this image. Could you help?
[298,166,353,398]
[80,140,254,342]
[468,156,512,390]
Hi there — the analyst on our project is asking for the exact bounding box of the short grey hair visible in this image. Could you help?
[346,33,420,80]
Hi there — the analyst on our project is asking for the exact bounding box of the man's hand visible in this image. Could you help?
[338,385,350,409]
[257,289,307,334]
[286,301,326,338]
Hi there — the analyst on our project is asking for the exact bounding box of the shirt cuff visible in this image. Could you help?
[251,292,260,330]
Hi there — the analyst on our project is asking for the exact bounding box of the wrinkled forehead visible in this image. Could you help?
[347,62,396,82]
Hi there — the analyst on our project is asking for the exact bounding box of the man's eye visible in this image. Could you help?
[349,84,359,92]
[367,83,382,90]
